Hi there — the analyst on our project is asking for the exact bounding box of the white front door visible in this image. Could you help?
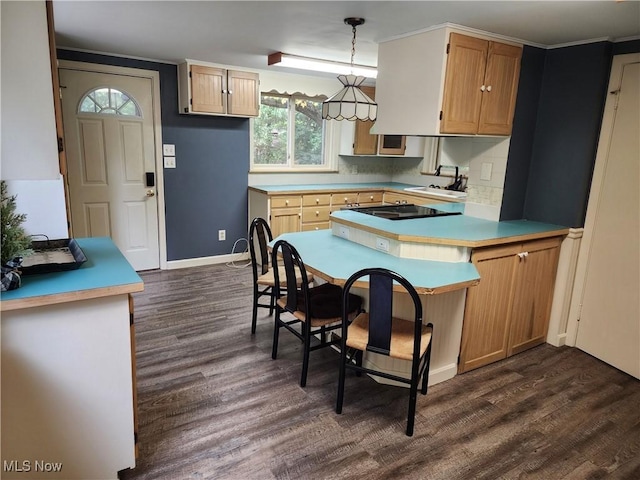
[575,54,640,379]
[60,68,160,271]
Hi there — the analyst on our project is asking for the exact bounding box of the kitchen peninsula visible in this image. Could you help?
[1,237,143,480]
[270,199,568,384]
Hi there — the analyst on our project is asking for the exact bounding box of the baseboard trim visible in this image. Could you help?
[167,252,250,270]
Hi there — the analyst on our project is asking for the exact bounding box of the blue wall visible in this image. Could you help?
[57,50,249,261]
[502,40,639,227]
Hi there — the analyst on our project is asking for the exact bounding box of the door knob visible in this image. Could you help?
[146,189,155,197]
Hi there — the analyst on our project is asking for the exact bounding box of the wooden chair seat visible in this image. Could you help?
[258,265,313,287]
[346,312,433,361]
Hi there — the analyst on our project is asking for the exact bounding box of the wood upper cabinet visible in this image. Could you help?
[353,86,379,155]
[178,62,259,117]
[373,26,522,136]
[343,86,413,156]
[441,33,522,135]
[458,236,562,373]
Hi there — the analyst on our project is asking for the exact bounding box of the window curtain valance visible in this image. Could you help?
[259,71,339,99]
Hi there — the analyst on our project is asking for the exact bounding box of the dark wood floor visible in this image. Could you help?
[120,263,640,480]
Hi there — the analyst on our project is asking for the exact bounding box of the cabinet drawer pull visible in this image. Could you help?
[315,211,319,216]
[516,252,529,260]
[316,198,320,204]
[285,200,289,205]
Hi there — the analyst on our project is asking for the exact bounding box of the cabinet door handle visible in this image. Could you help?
[517,252,529,260]
[228,90,233,95]
[486,85,492,92]
[480,85,486,92]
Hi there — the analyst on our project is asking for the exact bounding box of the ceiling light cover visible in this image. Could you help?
[322,75,377,121]
[268,52,377,78]
[322,17,377,122]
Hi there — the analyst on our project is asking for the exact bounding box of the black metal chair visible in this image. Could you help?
[336,267,434,436]
[248,218,312,334]
[271,239,362,387]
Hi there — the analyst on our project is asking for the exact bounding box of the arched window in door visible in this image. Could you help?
[78,87,141,117]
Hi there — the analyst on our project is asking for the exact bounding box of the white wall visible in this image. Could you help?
[1,1,68,237]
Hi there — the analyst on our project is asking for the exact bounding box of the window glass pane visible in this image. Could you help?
[79,87,141,117]
[80,97,98,113]
[254,95,288,165]
[293,97,324,166]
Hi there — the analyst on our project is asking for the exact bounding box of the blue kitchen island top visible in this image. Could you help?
[273,230,480,295]
[331,209,569,248]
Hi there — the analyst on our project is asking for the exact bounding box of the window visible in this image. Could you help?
[252,93,335,171]
[79,87,141,117]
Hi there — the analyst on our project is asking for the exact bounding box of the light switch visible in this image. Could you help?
[164,156,176,168]
[163,144,175,156]
[481,162,493,181]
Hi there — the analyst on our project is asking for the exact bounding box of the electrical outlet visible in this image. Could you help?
[481,162,493,181]
[163,144,175,156]
[164,156,176,168]
[338,226,350,239]
[218,229,226,241]
[375,237,390,252]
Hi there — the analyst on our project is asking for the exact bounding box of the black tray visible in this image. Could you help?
[20,238,87,275]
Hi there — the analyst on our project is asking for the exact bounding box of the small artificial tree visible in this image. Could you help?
[1,180,32,265]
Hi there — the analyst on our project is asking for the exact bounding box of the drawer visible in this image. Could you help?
[302,206,331,223]
[358,191,383,204]
[302,222,331,232]
[302,193,331,207]
[332,192,359,206]
[271,195,301,209]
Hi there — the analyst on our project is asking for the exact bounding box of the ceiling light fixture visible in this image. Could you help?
[267,52,377,79]
[321,18,377,122]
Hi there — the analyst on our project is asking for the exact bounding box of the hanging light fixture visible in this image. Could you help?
[322,18,377,121]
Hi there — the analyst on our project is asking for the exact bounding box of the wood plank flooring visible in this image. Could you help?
[120,263,640,480]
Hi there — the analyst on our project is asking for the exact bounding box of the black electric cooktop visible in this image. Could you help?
[350,204,462,220]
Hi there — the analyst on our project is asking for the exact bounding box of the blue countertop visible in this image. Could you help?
[331,209,568,247]
[1,237,143,311]
[273,230,480,295]
[249,182,421,193]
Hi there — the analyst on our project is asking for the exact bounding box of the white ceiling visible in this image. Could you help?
[53,1,640,74]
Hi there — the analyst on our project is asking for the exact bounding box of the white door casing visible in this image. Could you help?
[60,63,165,271]
[568,53,640,379]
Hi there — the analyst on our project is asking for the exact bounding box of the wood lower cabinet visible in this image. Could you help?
[302,193,331,231]
[249,189,387,237]
[269,195,301,238]
[458,237,562,373]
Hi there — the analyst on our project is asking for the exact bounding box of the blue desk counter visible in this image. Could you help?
[1,237,143,311]
[274,230,480,295]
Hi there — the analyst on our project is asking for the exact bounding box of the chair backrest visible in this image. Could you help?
[249,217,272,278]
[271,239,312,315]
[342,267,423,359]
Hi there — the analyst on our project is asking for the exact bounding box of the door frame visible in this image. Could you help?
[566,52,640,346]
[59,60,167,270]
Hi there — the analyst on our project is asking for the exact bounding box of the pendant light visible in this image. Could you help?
[322,18,377,121]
